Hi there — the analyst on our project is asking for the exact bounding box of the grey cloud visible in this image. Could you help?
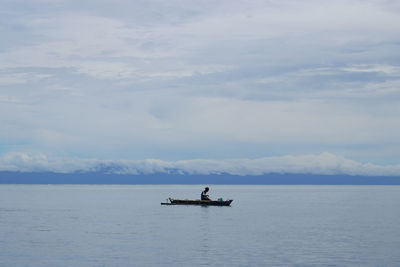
[1,0,400,164]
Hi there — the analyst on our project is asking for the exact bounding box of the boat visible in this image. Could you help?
[161,198,233,206]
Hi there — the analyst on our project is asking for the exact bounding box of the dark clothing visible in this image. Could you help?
[201,190,210,200]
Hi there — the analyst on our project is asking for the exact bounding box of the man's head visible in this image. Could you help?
[205,187,209,192]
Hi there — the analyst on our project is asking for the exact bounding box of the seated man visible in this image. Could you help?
[201,187,211,200]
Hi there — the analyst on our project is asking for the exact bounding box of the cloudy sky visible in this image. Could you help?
[1,0,400,175]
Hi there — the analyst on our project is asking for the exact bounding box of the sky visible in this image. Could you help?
[1,0,400,175]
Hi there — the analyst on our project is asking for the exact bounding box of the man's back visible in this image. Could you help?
[201,187,210,200]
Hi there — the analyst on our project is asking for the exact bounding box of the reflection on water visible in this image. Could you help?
[200,206,210,261]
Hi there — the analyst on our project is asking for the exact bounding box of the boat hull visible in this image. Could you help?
[161,199,233,206]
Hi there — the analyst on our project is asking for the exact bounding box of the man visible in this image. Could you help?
[201,187,211,200]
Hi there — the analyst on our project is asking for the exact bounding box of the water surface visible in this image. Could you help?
[1,185,400,266]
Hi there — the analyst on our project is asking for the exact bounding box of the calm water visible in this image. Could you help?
[1,185,400,266]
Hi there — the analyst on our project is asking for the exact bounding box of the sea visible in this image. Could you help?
[1,185,400,267]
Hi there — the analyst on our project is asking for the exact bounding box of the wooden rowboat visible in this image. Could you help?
[161,198,233,206]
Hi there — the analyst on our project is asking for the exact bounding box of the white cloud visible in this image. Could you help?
[1,151,400,176]
[0,70,52,86]
[1,0,400,164]
[342,64,400,75]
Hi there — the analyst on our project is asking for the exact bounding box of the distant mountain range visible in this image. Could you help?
[1,171,400,185]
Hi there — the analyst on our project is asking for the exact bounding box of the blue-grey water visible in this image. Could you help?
[1,185,400,266]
